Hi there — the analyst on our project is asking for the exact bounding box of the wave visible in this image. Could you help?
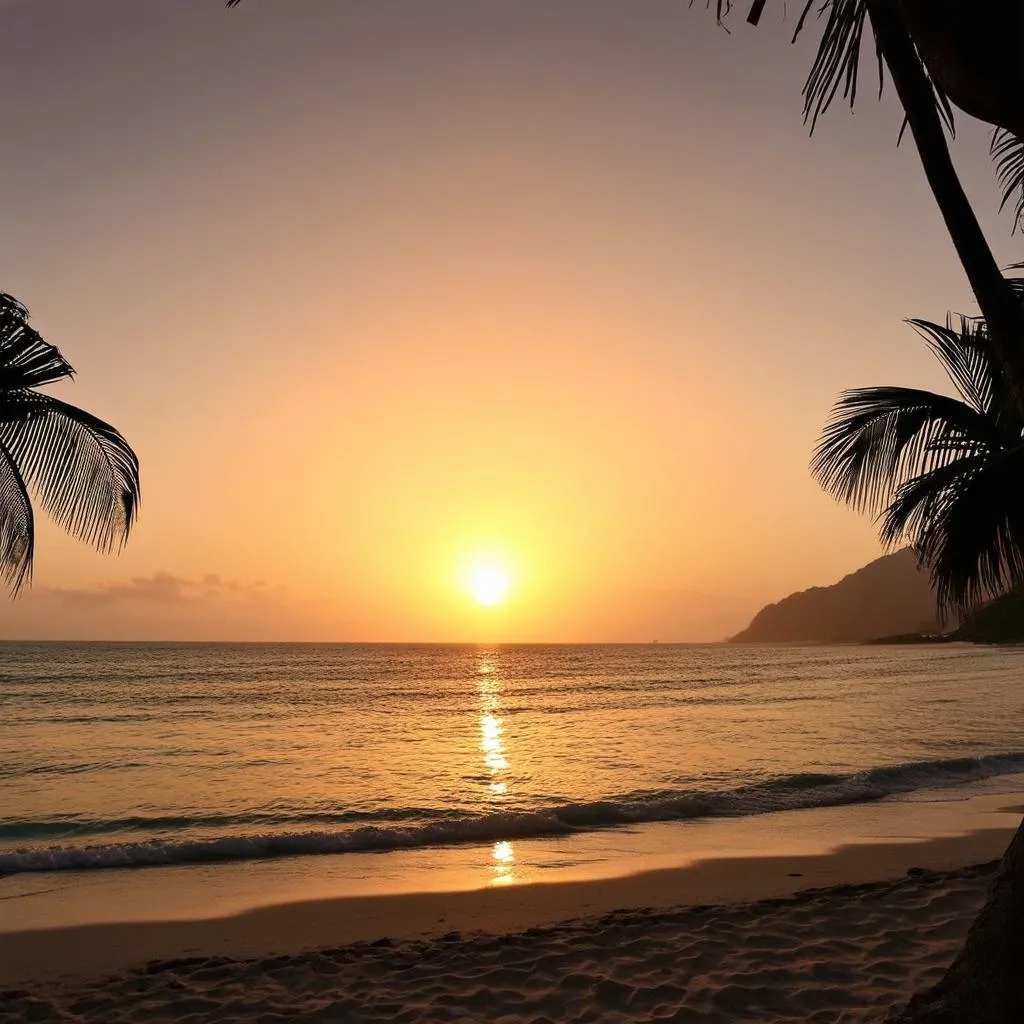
[4,752,1023,875]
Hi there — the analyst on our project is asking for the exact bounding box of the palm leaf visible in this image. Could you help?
[930,447,1024,614]
[0,294,74,391]
[992,130,1024,231]
[677,2,960,135]
[0,393,140,554]
[907,315,1022,434]
[816,304,1024,620]
[0,438,34,592]
[884,448,1024,615]
[682,1,858,125]
[799,0,874,130]
[909,317,991,412]
[880,456,981,553]
[811,385,999,516]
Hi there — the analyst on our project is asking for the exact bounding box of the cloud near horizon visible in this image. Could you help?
[7,572,753,643]
[40,572,281,610]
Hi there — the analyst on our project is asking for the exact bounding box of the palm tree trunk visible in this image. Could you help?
[865,0,1024,414]
[858,4,1024,1019]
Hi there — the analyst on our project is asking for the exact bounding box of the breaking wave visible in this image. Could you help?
[4,752,1023,874]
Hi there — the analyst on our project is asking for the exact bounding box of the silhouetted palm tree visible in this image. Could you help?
[811,298,1024,619]
[721,0,1023,141]
[813,290,1024,1022]
[732,6,1024,1016]
[0,294,140,592]
[729,0,1024,410]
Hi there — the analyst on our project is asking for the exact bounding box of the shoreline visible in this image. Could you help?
[2,824,1014,989]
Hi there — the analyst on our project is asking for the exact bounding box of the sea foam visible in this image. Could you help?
[4,752,1022,874]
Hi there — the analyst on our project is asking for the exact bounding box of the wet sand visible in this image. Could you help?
[1,825,1015,1023]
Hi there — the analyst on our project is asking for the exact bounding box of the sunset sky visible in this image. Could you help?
[0,0,1018,642]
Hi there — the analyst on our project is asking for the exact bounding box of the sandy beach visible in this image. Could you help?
[5,0,1024,1012]
[7,654,1024,1024]
[2,820,1015,1024]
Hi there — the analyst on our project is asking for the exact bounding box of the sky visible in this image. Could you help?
[0,0,1018,643]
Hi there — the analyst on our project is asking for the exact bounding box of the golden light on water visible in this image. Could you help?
[481,712,509,783]
[478,649,516,885]
[478,651,509,797]
[491,840,516,886]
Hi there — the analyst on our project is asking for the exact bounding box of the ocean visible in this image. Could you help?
[3,641,1024,876]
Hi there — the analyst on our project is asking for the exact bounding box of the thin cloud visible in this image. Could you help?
[42,573,277,610]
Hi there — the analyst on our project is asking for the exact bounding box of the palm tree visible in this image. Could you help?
[812,294,1024,1022]
[718,0,1024,412]
[725,1,1023,140]
[812,304,1024,619]
[732,4,1024,1017]
[0,293,140,591]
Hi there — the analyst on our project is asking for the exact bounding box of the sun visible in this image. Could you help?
[468,563,511,607]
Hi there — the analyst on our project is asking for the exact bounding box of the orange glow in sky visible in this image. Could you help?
[0,2,1014,643]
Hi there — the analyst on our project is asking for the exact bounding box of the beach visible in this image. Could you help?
[0,845,1007,1023]
[3,784,1021,1023]
[6,643,1024,1021]
[4,0,1024,1014]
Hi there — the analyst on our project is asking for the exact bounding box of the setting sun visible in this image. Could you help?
[468,564,511,607]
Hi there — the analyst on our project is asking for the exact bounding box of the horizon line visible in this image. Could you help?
[0,637,731,646]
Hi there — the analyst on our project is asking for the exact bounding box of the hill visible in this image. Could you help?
[952,587,1024,644]
[729,549,941,643]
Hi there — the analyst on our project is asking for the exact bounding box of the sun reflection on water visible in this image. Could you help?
[477,650,509,798]
[477,649,516,884]
[491,839,516,885]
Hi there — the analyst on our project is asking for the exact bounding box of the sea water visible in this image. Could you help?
[3,641,1024,875]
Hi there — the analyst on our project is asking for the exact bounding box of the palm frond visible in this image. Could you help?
[799,0,872,130]
[816,297,1024,620]
[0,294,74,391]
[0,438,34,593]
[928,447,1024,614]
[908,317,989,412]
[907,315,1021,428]
[688,0,867,125]
[881,449,1024,616]
[811,386,999,516]
[992,129,1024,231]
[0,393,140,554]
[698,0,956,134]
